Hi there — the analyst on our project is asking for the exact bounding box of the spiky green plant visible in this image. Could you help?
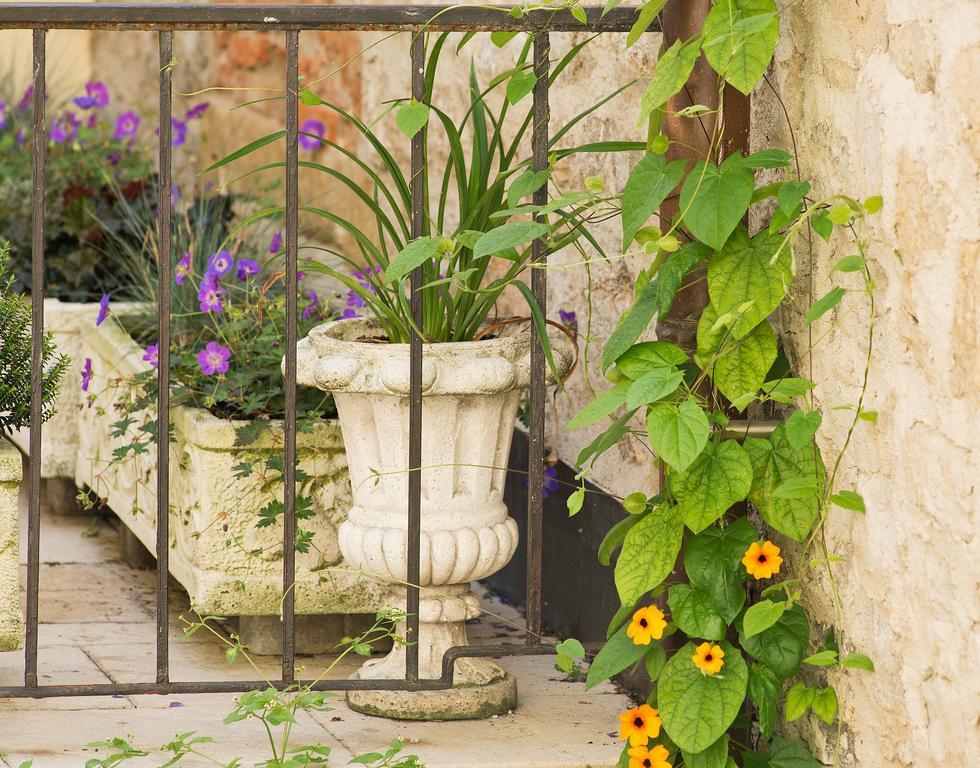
[0,241,70,434]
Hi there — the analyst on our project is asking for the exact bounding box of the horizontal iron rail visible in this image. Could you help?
[0,3,654,32]
[0,643,559,698]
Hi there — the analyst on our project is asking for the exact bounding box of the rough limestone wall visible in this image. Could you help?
[0,440,23,651]
[751,1,980,765]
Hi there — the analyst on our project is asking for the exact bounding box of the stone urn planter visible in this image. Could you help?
[74,315,386,624]
[295,317,573,720]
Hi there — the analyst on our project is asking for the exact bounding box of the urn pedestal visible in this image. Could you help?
[296,318,572,720]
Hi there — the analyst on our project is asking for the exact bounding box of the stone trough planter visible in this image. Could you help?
[0,439,23,651]
[74,315,385,623]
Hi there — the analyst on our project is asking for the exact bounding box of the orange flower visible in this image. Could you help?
[619,704,662,747]
[628,744,672,768]
[627,605,667,645]
[742,540,783,579]
[692,642,725,675]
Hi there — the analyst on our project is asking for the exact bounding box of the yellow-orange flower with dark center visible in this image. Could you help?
[618,704,662,747]
[742,540,783,579]
[628,744,672,768]
[627,605,667,645]
[692,642,725,675]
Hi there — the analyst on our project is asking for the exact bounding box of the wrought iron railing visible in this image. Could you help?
[0,3,651,699]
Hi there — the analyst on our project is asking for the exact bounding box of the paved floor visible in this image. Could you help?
[0,503,630,767]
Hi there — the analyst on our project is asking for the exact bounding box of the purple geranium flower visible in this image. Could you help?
[524,464,559,499]
[559,309,578,334]
[143,344,159,368]
[95,293,110,326]
[185,102,209,120]
[268,231,282,254]
[50,112,79,144]
[171,117,188,147]
[301,290,319,321]
[16,129,26,146]
[80,358,93,392]
[107,151,120,165]
[346,289,365,310]
[73,81,109,110]
[236,258,259,281]
[207,250,234,278]
[16,85,33,111]
[341,307,359,319]
[175,252,191,286]
[113,111,140,140]
[0,102,7,130]
[197,274,225,313]
[298,118,325,151]
[197,341,230,376]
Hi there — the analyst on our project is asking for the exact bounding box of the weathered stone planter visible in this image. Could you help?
[296,318,573,720]
[0,439,23,651]
[75,316,385,619]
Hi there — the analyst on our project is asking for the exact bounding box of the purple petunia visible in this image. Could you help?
[175,252,191,286]
[207,250,234,278]
[236,258,260,281]
[73,81,110,110]
[49,112,80,144]
[268,231,282,254]
[197,274,225,313]
[143,344,159,368]
[301,290,319,321]
[171,117,188,147]
[298,118,325,151]
[95,293,110,326]
[184,102,209,120]
[113,111,140,140]
[80,358,93,392]
[197,341,230,376]
[559,309,578,334]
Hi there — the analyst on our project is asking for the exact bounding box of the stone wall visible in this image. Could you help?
[753,1,980,766]
[0,440,23,651]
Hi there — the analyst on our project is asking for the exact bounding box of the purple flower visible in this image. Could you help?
[73,81,109,110]
[185,102,209,120]
[175,252,191,286]
[207,250,234,278]
[170,184,181,204]
[301,290,319,321]
[16,86,33,111]
[268,231,282,254]
[296,270,304,282]
[16,129,26,146]
[341,307,359,319]
[354,267,380,295]
[113,111,140,140]
[298,118,325,151]
[197,341,231,376]
[171,117,188,147]
[524,464,559,499]
[197,274,225,313]
[236,258,259,281]
[80,358,93,392]
[49,112,79,144]
[86,113,98,129]
[143,344,159,368]
[559,309,578,334]
[107,151,120,165]
[95,293,110,326]
[346,289,365,310]
[0,102,7,130]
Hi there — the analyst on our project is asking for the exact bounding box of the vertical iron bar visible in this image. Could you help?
[282,29,299,684]
[24,27,45,689]
[155,30,173,684]
[526,32,550,644]
[406,31,425,682]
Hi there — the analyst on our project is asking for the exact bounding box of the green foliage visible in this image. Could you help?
[0,243,69,434]
[614,504,683,605]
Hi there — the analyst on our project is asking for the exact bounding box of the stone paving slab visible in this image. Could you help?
[0,506,632,766]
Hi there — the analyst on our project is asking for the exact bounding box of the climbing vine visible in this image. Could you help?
[558,1,882,767]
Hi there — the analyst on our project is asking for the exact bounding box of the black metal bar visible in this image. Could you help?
[0,4,649,32]
[281,29,300,685]
[525,31,549,644]
[154,29,174,686]
[24,28,46,690]
[405,31,425,683]
[0,643,561,699]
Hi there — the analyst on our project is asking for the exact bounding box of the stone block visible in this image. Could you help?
[0,439,23,651]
